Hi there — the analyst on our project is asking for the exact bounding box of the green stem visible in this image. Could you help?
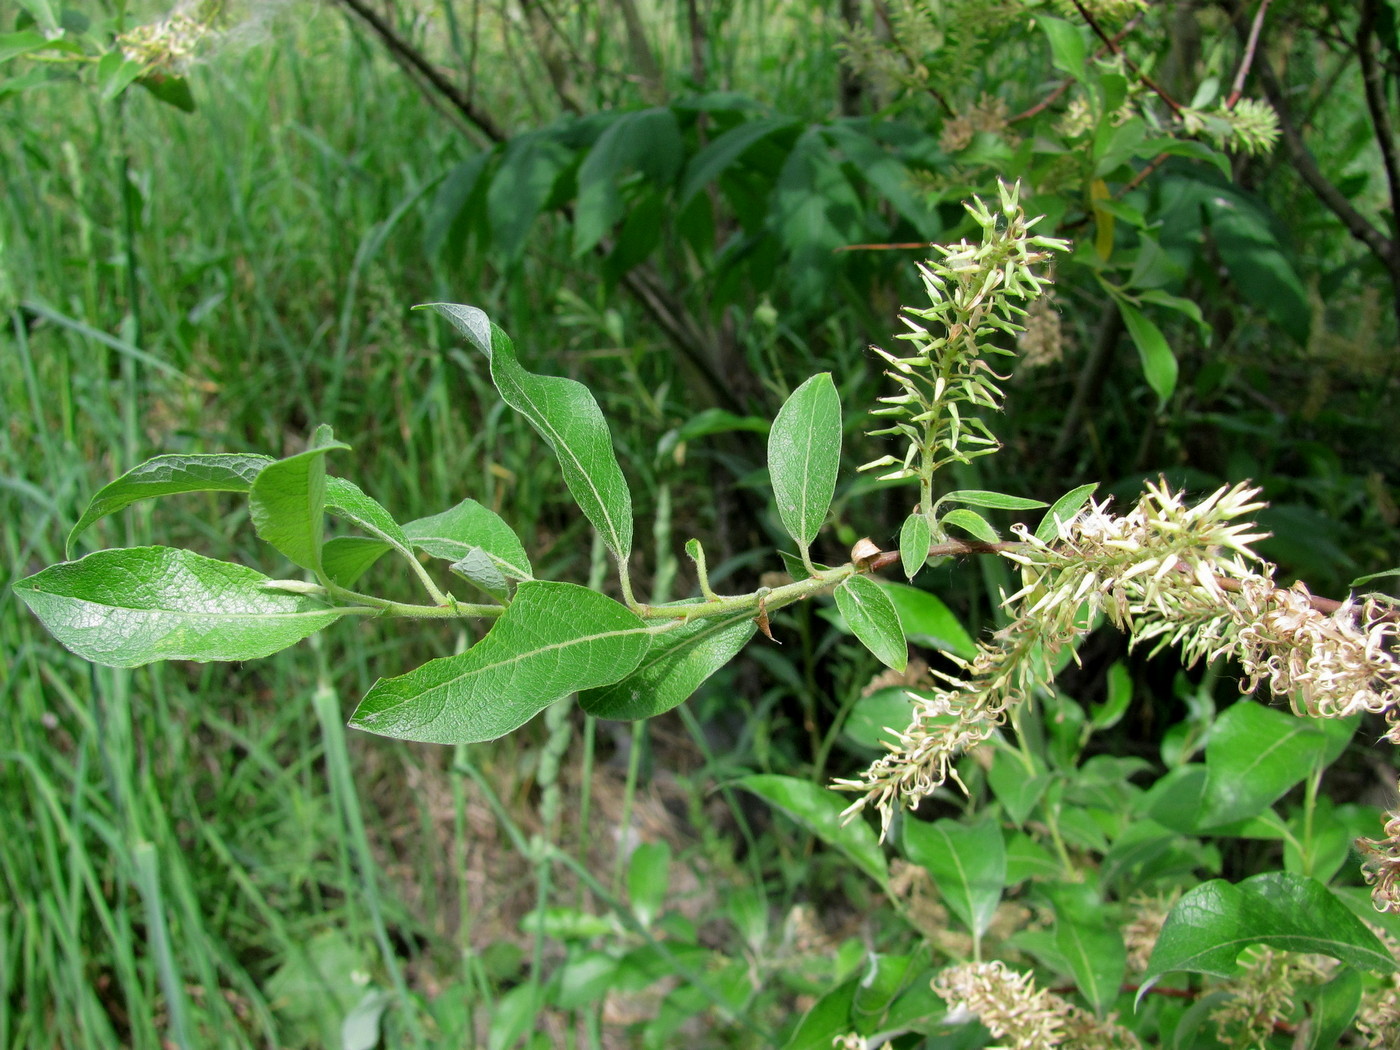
[322,584,501,619]
[632,562,856,623]
[396,546,453,607]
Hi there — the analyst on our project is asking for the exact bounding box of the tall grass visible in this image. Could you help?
[0,11,546,1047]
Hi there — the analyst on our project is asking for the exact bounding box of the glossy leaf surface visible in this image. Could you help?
[898,513,931,580]
[67,452,272,556]
[737,774,887,888]
[425,305,634,562]
[249,435,348,574]
[834,575,907,671]
[13,546,342,667]
[768,372,840,553]
[580,608,755,719]
[1140,872,1396,1001]
[404,498,533,580]
[350,581,648,744]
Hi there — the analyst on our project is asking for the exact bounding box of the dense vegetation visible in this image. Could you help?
[3,0,1400,1046]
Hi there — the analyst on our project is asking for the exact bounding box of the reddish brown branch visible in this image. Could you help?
[1069,0,1183,113]
[1226,0,1274,107]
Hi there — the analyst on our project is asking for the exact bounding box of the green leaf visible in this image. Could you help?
[1198,701,1354,829]
[933,489,1047,512]
[678,116,799,209]
[842,687,919,752]
[486,130,571,261]
[67,452,273,557]
[1139,872,1397,1002]
[781,979,857,1050]
[877,581,977,659]
[97,50,143,101]
[1038,15,1088,84]
[350,581,648,744]
[579,608,754,719]
[249,434,348,575]
[320,536,392,588]
[898,513,931,580]
[324,477,410,550]
[737,775,887,887]
[1306,967,1363,1049]
[627,841,670,928]
[425,305,634,564]
[768,373,841,555]
[1204,191,1310,340]
[1090,659,1132,731]
[940,507,1000,542]
[136,72,195,113]
[574,107,683,256]
[0,29,54,63]
[900,816,1005,939]
[834,575,907,671]
[1046,883,1126,1015]
[404,497,533,581]
[1033,483,1098,543]
[450,548,511,602]
[13,547,342,667]
[1117,300,1178,405]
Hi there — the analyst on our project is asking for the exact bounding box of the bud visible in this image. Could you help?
[851,537,881,570]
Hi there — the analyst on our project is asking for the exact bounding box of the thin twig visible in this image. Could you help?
[1009,15,1142,124]
[1255,55,1396,268]
[1358,0,1400,275]
[332,0,506,144]
[1226,0,1274,107]
[1069,0,1183,114]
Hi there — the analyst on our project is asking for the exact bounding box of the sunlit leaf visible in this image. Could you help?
[768,372,841,554]
[350,581,648,744]
[13,547,342,667]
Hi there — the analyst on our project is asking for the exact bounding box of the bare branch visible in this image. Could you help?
[332,0,506,144]
[1226,0,1273,107]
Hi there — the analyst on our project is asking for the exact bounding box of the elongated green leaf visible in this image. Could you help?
[1204,191,1310,340]
[1139,872,1396,1003]
[250,436,348,574]
[67,452,273,556]
[425,305,634,563]
[580,608,755,719]
[13,547,342,667]
[404,497,533,580]
[736,774,887,887]
[900,817,1005,938]
[1046,883,1126,1015]
[1034,483,1099,543]
[878,581,976,659]
[898,513,931,581]
[768,373,841,553]
[1118,300,1178,405]
[574,107,683,256]
[934,489,1047,512]
[835,576,907,671]
[1307,968,1363,1049]
[486,131,571,261]
[941,507,999,542]
[627,841,670,929]
[678,116,799,209]
[1038,15,1088,84]
[1198,701,1353,829]
[0,29,55,63]
[350,581,648,744]
[324,477,411,551]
